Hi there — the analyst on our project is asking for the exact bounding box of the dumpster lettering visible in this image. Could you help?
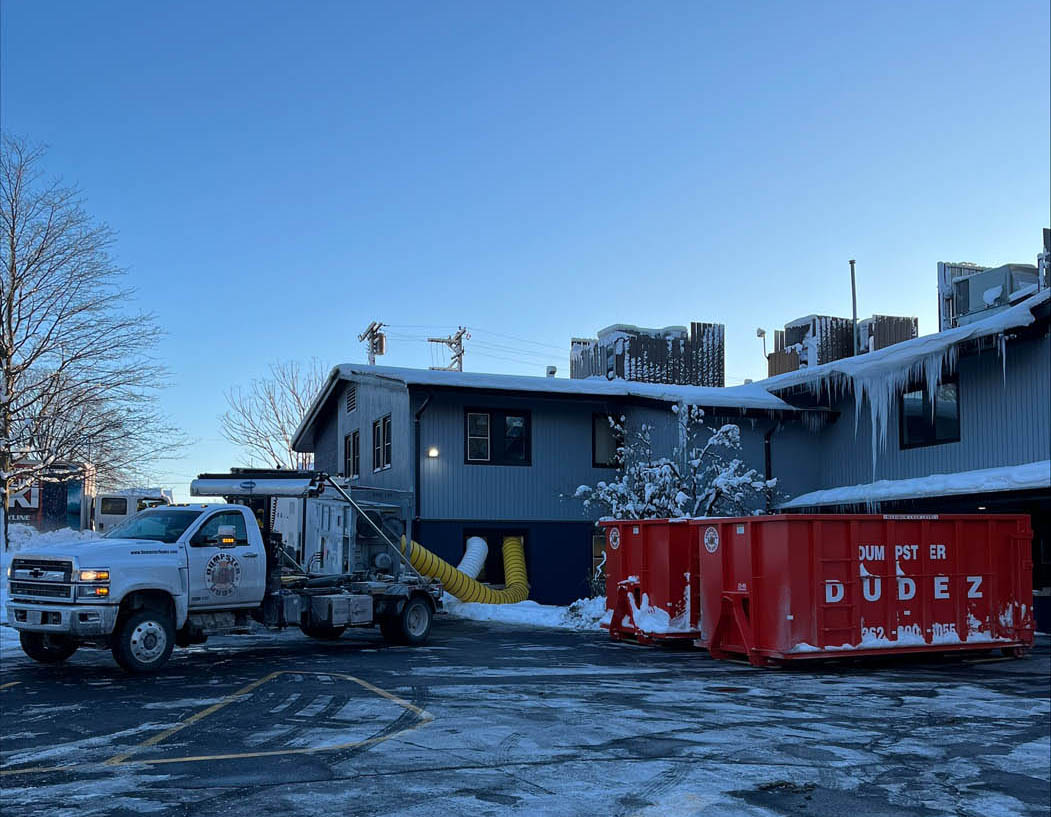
[825,574,987,603]
[859,545,884,560]
[930,544,947,560]
[894,544,919,560]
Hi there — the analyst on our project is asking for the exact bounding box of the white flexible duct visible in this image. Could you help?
[456,536,488,579]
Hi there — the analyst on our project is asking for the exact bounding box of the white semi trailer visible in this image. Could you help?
[5,471,441,673]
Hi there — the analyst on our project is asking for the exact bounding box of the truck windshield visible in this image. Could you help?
[104,509,205,543]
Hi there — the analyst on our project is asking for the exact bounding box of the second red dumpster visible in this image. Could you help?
[692,514,1035,666]
[601,519,700,643]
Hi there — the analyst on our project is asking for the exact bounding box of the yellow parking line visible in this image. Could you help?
[105,669,432,767]
[104,672,282,765]
[0,681,21,691]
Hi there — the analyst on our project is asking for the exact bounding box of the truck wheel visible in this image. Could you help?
[112,609,175,673]
[300,623,346,641]
[19,632,78,664]
[382,597,432,646]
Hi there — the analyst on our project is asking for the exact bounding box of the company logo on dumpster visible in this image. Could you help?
[704,526,719,554]
[608,528,620,550]
[824,542,985,604]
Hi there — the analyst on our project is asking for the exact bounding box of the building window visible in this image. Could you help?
[466,412,490,461]
[346,385,357,413]
[593,414,623,468]
[899,380,960,449]
[373,415,392,471]
[344,430,360,478]
[464,410,531,466]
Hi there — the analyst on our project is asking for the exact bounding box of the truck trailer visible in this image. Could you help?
[5,471,442,673]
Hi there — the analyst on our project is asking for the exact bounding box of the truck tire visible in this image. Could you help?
[382,597,432,646]
[19,632,78,664]
[300,623,346,641]
[111,609,175,673]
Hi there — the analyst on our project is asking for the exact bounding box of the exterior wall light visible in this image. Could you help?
[427,447,439,458]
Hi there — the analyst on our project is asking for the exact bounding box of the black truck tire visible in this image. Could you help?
[381,596,432,646]
[19,632,78,664]
[111,609,176,673]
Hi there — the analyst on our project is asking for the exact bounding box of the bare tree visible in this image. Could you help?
[220,359,326,470]
[1,136,183,547]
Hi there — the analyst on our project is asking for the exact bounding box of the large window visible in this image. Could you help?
[593,414,623,468]
[464,410,531,466]
[899,380,961,449]
[344,430,360,478]
[373,415,392,471]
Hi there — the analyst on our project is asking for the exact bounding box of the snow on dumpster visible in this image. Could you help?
[602,514,1034,666]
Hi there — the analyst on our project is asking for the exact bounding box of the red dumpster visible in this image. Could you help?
[691,514,1035,666]
[600,519,700,643]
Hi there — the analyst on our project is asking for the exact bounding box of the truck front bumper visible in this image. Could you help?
[6,601,118,638]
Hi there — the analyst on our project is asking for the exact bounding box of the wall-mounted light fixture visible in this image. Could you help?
[427,447,439,458]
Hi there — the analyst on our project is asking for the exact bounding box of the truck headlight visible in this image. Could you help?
[78,569,110,582]
[77,584,110,598]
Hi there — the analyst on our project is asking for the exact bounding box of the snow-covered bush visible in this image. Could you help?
[572,404,777,519]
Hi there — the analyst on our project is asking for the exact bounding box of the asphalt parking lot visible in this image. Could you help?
[0,620,1048,817]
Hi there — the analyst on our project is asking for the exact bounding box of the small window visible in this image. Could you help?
[900,380,961,449]
[373,415,392,471]
[467,412,491,461]
[464,410,531,466]
[100,497,128,516]
[344,430,360,478]
[346,385,357,413]
[593,414,623,468]
[192,511,249,547]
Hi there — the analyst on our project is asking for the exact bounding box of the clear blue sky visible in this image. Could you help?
[3,1,1048,498]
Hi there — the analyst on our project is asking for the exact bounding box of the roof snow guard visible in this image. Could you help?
[761,289,1050,475]
[292,364,808,452]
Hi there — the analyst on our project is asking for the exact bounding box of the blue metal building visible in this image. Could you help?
[292,290,1050,605]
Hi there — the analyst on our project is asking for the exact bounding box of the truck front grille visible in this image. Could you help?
[9,558,75,602]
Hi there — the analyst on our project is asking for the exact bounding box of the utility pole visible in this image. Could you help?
[849,259,858,356]
[428,326,470,371]
[358,321,386,366]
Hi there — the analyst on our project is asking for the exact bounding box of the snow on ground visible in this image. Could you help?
[442,594,608,631]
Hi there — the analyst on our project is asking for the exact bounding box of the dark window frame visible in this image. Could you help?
[898,376,961,450]
[344,430,360,478]
[373,414,392,471]
[592,413,623,468]
[463,408,532,467]
[99,497,128,516]
[190,510,250,548]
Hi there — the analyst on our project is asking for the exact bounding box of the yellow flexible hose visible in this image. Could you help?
[400,535,529,604]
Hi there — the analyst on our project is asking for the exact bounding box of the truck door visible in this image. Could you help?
[185,509,266,610]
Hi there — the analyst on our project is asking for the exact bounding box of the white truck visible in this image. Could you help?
[5,472,441,673]
[93,488,174,533]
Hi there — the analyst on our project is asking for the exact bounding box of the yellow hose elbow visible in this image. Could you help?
[401,534,529,604]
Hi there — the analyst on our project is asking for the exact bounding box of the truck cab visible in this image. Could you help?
[7,503,267,672]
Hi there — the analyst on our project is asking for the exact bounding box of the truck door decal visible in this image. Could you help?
[205,553,242,597]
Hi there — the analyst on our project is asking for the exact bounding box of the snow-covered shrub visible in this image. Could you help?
[572,404,777,519]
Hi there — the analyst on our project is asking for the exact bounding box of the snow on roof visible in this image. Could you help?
[335,364,795,410]
[780,460,1050,509]
[762,288,1049,394]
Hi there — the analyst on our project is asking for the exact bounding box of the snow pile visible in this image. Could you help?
[1,525,99,612]
[442,594,608,631]
[780,459,1051,508]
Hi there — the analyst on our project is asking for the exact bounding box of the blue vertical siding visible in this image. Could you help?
[777,331,1050,495]
[338,377,413,492]
[417,392,621,521]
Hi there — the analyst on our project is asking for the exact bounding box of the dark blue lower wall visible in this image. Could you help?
[413,519,597,605]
